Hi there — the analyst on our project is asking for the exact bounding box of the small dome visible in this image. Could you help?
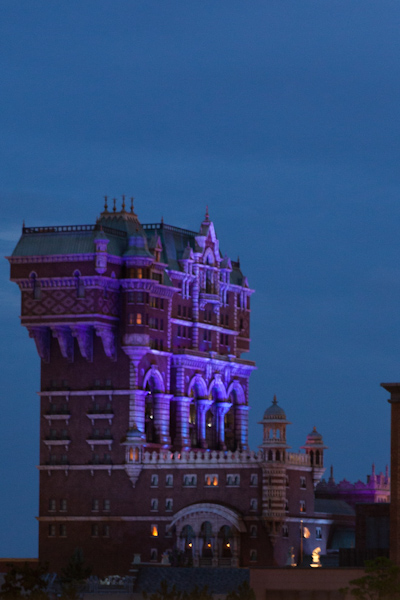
[263,396,287,420]
[307,426,323,440]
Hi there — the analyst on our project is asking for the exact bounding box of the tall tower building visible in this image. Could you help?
[8,199,326,574]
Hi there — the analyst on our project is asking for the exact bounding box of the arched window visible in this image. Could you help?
[310,450,314,466]
[316,450,320,465]
[200,521,213,557]
[129,447,133,462]
[145,392,155,443]
[268,450,273,461]
[30,272,41,300]
[74,270,85,298]
[206,409,214,449]
[189,401,198,447]
[276,450,280,461]
[219,525,233,557]
[181,525,195,553]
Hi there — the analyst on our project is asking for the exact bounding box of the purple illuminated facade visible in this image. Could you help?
[9,200,331,574]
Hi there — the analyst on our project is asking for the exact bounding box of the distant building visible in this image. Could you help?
[316,464,390,507]
[8,199,331,574]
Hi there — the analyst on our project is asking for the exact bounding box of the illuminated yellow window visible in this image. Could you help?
[151,525,158,537]
[129,447,133,461]
[213,476,218,486]
[206,476,211,486]
[136,313,142,325]
[137,268,143,279]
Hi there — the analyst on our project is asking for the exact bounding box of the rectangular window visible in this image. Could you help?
[136,313,142,325]
[103,525,110,538]
[166,474,173,487]
[151,474,159,487]
[60,499,67,512]
[250,474,258,486]
[183,306,187,317]
[316,527,322,540]
[285,499,289,512]
[49,499,56,511]
[183,474,197,487]
[48,524,56,537]
[226,474,240,486]
[165,525,172,538]
[103,499,110,511]
[165,499,173,512]
[91,524,99,537]
[178,326,181,337]
[59,524,67,537]
[250,550,258,562]
[250,525,257,538]
[160,319,164,331]
[151,524,158,537]
[128,292,134,303]
[300,500,306,513]
[205,474,218,487]
[151,499,158,511]
[159,339,163,351]
[150,549,158,561]
[300,476,306,489]
[282,525,289,538]
[137,292,144,304]
[178,305,181,316]
[160,299,164,310]
[250,498,258,511]
[92,499,99,512]
[129,313,134,325]
[137,268,143,279]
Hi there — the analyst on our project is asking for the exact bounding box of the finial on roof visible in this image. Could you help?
[313,426,317,432]
[113,198,117,213]
[205,205,209,221]
[22,219,25,229]
[104,195,108,212]
[273,395,277,405]
[372,463,376,476]
[161,216,164,224]
[130,197,134,213]
[122,195,126,211]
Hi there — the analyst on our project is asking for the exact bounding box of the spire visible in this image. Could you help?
[113,198,117,213]
[161,216,164,225]
[205,205,209,222]
[130,197,134,214]
[121,195,126,212]
[329,465,335,484]
[273,395,277,405]
[104,196,108,213]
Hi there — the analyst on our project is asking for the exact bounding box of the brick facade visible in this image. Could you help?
[8,200,329,575]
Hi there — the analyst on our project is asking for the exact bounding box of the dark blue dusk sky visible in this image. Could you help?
[1,1,400,557]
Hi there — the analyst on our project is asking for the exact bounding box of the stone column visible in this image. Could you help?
[197,399,212,448]
[128,390,147,433]
[215,402,232,450]
[232,534,240,567]
[153,393,173,447]
[174,396,192,449]
[235,405,250,451]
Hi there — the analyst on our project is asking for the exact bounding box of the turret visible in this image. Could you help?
[259,396,291,545]
[301,427,327,488]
